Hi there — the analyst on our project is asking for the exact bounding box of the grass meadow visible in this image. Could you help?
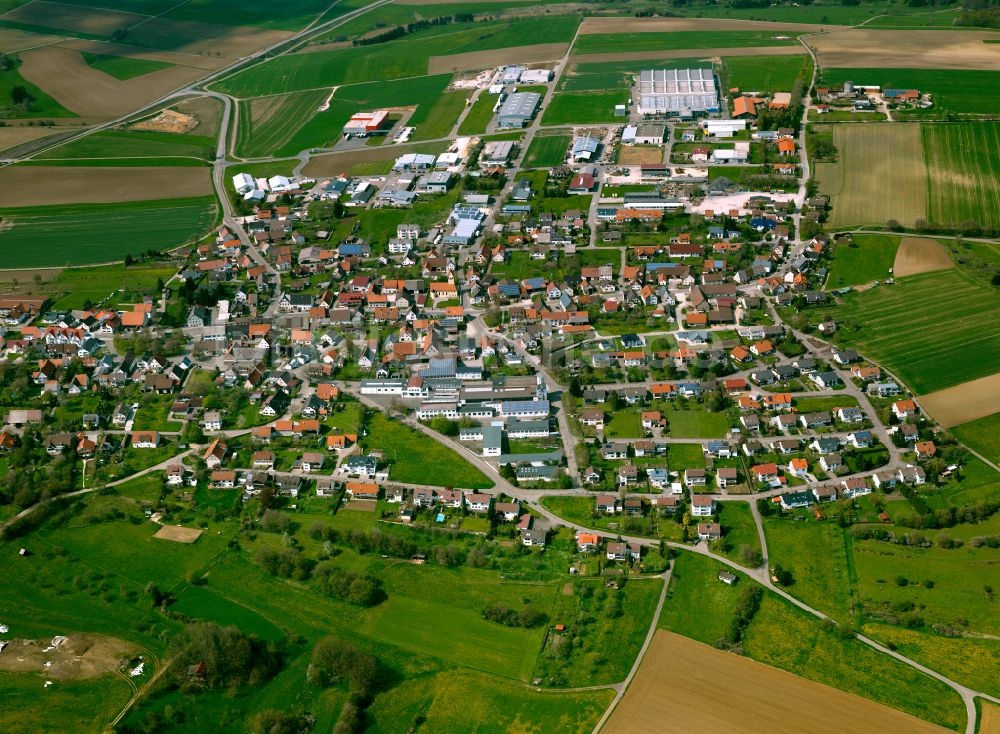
[235,89,328,158]
[409,89,470,141]
[542,91,624,125]
[923,122,1000,231]
[523,134,570,168]
[950,411,1000,464]
[721,54,811,92]
[0,197,218,268]
[36,129,216,163]
[807,269,1000,393]
[457,92,496,135]
[572,31,797,56]
[824,234,900,289]
[81,51,172,80]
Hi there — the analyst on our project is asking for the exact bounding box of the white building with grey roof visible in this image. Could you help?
[638,68,719,116]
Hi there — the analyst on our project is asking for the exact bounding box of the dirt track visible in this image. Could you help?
[604,631,949,734]
[578,16,839,33]
[429,43,568,74]
[918,372,1000,426]
[0,166,212,206]
[893,237,953,278]
[18,46,205,120]
[809,29,1000,70]
[571,45,806,64]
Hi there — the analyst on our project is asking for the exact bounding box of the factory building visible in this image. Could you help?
[637,68,718,117]
[497,92,541,128]
[343,110,389,136]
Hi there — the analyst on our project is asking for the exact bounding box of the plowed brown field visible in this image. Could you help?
[893,237,953,277]
[0,166,212,207]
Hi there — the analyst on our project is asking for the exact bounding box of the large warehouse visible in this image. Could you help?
[637,68,719,116]
[497,92,541,128]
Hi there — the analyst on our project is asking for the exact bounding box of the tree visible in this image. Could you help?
[738,544,763,567]
[10,85,33,108]
[309,636,377,695]
[569,375,582,398]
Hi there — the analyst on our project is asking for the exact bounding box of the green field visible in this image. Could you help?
[169,586,285,641]
[763,517,857,622]
[572,31,797,56]
[0,197,218,268]
[362,412,492,489]
[523,134,569,168]
[825,234,900,289]
[490,250,557,280]
[804,269,1000,394]
[235,89,328,158]
[409,89,470,141]
[457,91,496,135]
[923,122,1000,231]
[657,552,750,643]
[215,17,580,96]
[561,57,706,92]
[950,411,1000,464]
[0,670,134,733]
[542,91,623,125]
[81,51,172,80]
[663,407,730,438]
[722,54,811,92]
[820,68,1000,116]
[44,262,175,309]
[36,129,215,163]
[716,502,761,564]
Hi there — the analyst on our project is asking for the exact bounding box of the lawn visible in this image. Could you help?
[721,54,811,92]
[542,91,624,125]
[523,134,570,168]
[604,409,642,438]
[664,407,730,438]
[457,91,495,135]
[950,411,1000,465]
[742,594,966,731]
[763,517,857,622]
[572,31,797,56]
[657,551,749,643]
[81,51,172,80]
[0,197,218,268]
[490,250,558,280]
[362,412,492,489]
[793,395,859,413]
[131,394,183,432]
[667,442,706,472]
[716,502,761,565]
[824,234,900,289]
[804,269,1000,394]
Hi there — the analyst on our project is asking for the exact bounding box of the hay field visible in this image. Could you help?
[619,145,663,164]
[18,46,205,119]
[153,525,203,543]
[0,166,211,206]
[809,29,1000,70]
[428,42,568,74]
[814,123,927,228]
[577,17,836,33]
[893,238,953,277]
[2,1,149,36]
[571,45,803,65]
[604,631,949,734]
[919,373,1000,427]
[923,122,1000,231]
[982,701,1000,734]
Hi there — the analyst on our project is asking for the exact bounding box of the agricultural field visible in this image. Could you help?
[81,51,172,80]
[814,123,927,228]
[457,92,496,135]
[819,69,1000,115]
[542,90,624,125]
[722,54,811,92]
[408,89,470,141]
[572,30,799,56]
[808,29,1000,72]
[235,89,328,159]
[803,269,1000,394]
[34,129,216,164]
[0,197,217,268]
[950,411,1000,463]
[923,122,1000,231]
[824,234,900,289]
[0,165,212,207]
[893,237,953,278]
[605,631,951,734]
[0,52,76,119]
[523,134,569,168]
[361,412,492,489]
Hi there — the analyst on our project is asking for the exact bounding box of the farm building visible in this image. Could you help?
[637,68,718,116]
[343,110,389,136]
[498,92,541,128]
[572,136,601,161]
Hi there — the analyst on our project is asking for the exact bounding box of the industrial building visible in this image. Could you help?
[497,92,541,128]
[499,65,525,84]
[571,136,600,161]
[519,68,552,84]
[480,139,516,166]
[637,68,718,117]
[343,110,389,136]
[622,123,664,146]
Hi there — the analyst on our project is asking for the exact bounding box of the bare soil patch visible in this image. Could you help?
[0,126,64,153]
[981,702,1000,734]
[810,29,1000,71]
[0,166,212,207]
[0,635,138,680]
[571,45,804,64]
[3,2,149,36]
[344,500,377,512]
[131,109,196,134]
[175,95,223,137]
[18,46,204,120]
[153,524,204,543]
[893,237,953,277]
[429,43,568,75]
[606,632,949,733]
[578,17,838,34]
[619,145,664,165]
[918,372,1000,426]
[561,582,574,596]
